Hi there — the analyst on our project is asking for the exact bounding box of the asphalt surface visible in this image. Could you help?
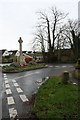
[1,64,74,119]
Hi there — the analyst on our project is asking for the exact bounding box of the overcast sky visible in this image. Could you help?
[0,0,79,51]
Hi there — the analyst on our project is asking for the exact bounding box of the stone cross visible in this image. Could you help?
[18,37,23,56]
[18,37,23,65]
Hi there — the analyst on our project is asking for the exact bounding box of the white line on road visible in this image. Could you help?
[4,75,7,78]
[49,66,53,68]
[9,108,18,119]
[55,66,60,68]
[5,80,8,84]
[19,95,29,102]
[38,86,40,89]
[3,74,7,76]
[11,73,35,80]
[13,83,19,87]
[6,89,12,95]
[5,84,10,88]
[7,96,15,105]
[73,83,77,85]
[16,88,23,93]
[3,73,6,75]
[36,79,42,83]
[62,66,67,68]
[69,65,73,68]
[35,71,40,74]
[4,77,8,80]
[12,79,16,83]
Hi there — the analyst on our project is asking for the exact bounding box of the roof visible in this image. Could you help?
[8,50,18,55]
[22,51,27,54]
[0,49,7,55]
[0,50,2,56]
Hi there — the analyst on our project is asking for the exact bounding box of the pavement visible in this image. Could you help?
[1,64,74,119]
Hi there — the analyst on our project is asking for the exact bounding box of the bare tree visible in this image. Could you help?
[33,7,68,62]
[51,7,68,51]
[62,19,80,60]
[36,11,51,52]
[33,25,47,61]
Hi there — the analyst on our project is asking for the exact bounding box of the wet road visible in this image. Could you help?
[2,64,74,119]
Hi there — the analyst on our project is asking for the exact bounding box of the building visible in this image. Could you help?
[1,49,9,56]
[8,50,19,62]
[0,49,10,63]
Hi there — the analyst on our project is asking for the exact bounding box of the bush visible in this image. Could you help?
[75,58,80,69]
[29,60,36,65]
[10,63,21,68]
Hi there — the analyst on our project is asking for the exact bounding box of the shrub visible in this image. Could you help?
[10,63,21,68]
[75,58,80,69]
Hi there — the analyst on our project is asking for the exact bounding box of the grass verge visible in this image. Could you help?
[32,76,80,120]
[2,63,46,73]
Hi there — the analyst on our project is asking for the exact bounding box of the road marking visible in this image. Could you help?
[35,71,40,74]
[3,73,6,76]
[73,83,77,85]
[13,83,19,87]
[36,79,42,83]
[7,96,15,105]
[11,73,35,80]
[5,80,8,84]
[12,79,16,83]
[19,95,29,102]
[49,66,53,68]
[69,65,73,68]
[4,77,8,80]
[9,108,17,119]
[38,86,40,89]
[45,76,49,80]
[62,66,67,68]
[16,88,23,93]
[5,84,10,88]
[3,73,6,75]
[6,89,12,95]
[55,66,60,68]
[4,75,7,78]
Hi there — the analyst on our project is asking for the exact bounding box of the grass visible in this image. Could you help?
[32,76,80,120]
[2,63,46,73]
[71,69,80,81]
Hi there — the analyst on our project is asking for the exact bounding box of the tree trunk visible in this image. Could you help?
[47,20,51,52]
